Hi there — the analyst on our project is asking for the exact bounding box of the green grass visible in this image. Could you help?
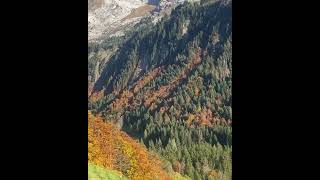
[88,164,128,180]
[171,172,192,180]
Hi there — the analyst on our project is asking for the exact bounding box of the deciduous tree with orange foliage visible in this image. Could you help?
[88,112,170,180]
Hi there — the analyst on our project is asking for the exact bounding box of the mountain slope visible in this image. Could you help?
[88,0,232,179]
[88,111,171,180]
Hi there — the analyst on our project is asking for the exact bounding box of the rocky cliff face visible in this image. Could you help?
[88,0,198,42]
[88,0,151,42]
[88,0,105,11]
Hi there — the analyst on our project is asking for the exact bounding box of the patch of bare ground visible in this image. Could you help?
[122,5,156,21]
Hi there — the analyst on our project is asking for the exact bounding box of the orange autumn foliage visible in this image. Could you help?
[185,107,231,127]
[133,67,163,93]
[89,90,104,103]
[88,112,170,180]
[143,49,202,110]
[107,48,203,125]
[110,67,163,112]
[110,90,134,111]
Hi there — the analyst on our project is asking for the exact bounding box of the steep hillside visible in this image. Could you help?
[88,0,232,179]
[87,0,201,92]
[88,111,171,180]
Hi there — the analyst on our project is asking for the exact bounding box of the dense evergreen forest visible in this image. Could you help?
[88,0,232,179]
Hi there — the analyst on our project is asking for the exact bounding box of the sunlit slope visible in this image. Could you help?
[88,163,127,180]
[88,112,170,180]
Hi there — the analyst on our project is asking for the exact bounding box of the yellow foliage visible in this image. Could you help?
[88,112,170,180]
[186,114,195,125]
